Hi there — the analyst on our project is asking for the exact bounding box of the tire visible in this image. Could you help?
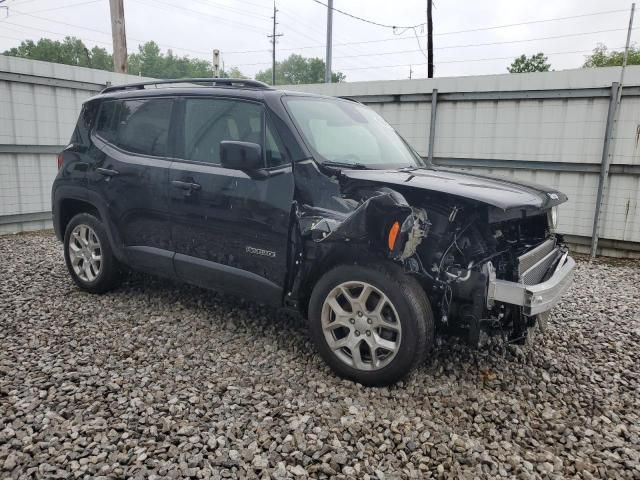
[309,262,434,386]
[63,212,121,294]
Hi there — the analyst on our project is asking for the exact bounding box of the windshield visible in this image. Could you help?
[283,96,424,168]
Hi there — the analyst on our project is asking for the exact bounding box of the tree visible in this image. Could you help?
[507,53,551,73]
[89,46,113,71]
[255,54,345,85]
[583,43,640,67]
[128,42,214,78]
[224,66,246,79]
[3,37,114,70]
[3,37,245,79]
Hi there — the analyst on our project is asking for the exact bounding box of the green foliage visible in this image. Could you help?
[224,67,246,79]
[255,54,346,85]
[128,42,210,78]
[2,38,245,79]
[3,37,112,70]
[507,53,551,73]
[583,43,640,67]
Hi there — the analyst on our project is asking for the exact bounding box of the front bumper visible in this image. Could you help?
[487,253,575,316]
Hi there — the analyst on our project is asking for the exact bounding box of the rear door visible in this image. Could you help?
[168,96,294,304]
[88,96,175,275]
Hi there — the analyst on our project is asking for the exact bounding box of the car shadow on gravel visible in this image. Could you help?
[110,270,538,390]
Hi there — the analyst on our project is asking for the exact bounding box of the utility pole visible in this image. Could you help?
[212,49,220,77]
[324,0,333,83]
[591,2,635,258]
[427,0,433,78]
[109,0,127,73]
[267,2,283,85]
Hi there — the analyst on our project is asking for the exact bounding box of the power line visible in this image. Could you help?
[324,28,633,60]
[233,46,621,71]
[7,0,270,44]
[0,31,37,42]
[277,9,379,70]
[310,1,627,36]
[310,0,424,29]
[335,47,623,72]
[5,1,269,57]
[1,20,114,47]
[223,8,630,55]
[7,0,103,17]
[229,27,630,67]
[134,0,270,35]
[8,7,120,36]
[1,2,631,78]
[182,0,271,21]
[433,8,629,36]
[1,15,213,56]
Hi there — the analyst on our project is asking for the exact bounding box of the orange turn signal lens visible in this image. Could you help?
[388,221,400,251]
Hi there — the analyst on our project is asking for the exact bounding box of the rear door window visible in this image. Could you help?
[115,98,173,157]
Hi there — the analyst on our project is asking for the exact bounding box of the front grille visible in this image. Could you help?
[518,238,559,286]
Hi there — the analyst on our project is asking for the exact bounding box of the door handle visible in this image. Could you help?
[97,167,119,177]
[171,180,201,191]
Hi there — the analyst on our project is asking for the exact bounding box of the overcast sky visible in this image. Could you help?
[0,0,636,81]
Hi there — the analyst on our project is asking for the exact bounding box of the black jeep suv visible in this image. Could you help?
[53,78,575,386]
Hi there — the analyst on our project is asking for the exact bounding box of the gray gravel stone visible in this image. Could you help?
[1,231,639,479]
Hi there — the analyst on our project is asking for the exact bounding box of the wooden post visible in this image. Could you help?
[109,0,128,73]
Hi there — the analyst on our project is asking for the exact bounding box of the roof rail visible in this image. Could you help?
[101,78,272,94]
[337,96,361,103]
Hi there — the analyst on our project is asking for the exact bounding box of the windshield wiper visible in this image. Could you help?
[321,160,369,170]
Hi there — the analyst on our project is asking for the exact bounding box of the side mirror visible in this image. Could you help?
[220,141,263,171]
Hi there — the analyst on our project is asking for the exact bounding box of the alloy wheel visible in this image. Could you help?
[68,224,102,282]
[321,281,402,371]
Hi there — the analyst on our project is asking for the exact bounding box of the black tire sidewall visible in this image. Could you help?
[63,213,119,294]
[309,263,433,386]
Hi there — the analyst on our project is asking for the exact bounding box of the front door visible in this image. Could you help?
[88,96,174,275]
[168,97,294,305]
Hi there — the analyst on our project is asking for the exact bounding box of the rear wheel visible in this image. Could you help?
[63,213,121,294]
[309,263,434,386]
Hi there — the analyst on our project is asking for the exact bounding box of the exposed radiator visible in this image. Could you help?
[518,238,558,286]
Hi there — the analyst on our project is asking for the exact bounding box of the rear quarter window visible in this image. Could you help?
[94,98,173,157]
[95,100,118,144]
[72,101,99,145]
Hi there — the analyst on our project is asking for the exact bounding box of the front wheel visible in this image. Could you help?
[308,263,434,386]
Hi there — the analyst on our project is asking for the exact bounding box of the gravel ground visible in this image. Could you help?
[1,231,639,479]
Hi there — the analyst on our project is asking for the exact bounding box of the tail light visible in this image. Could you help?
[57,152,64,170]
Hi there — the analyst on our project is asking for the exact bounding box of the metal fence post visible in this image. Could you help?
[590,82,620,258]
[427,88,438,164]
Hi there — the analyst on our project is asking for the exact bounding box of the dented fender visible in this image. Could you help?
[284,161,432,308]
[296,164,430,261]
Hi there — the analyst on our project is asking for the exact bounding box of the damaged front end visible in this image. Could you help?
[287,160,574,347]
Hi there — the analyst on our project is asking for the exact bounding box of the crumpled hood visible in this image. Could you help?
[341,166,567,211]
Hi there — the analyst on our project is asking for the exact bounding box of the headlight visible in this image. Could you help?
[548,206,558,231]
